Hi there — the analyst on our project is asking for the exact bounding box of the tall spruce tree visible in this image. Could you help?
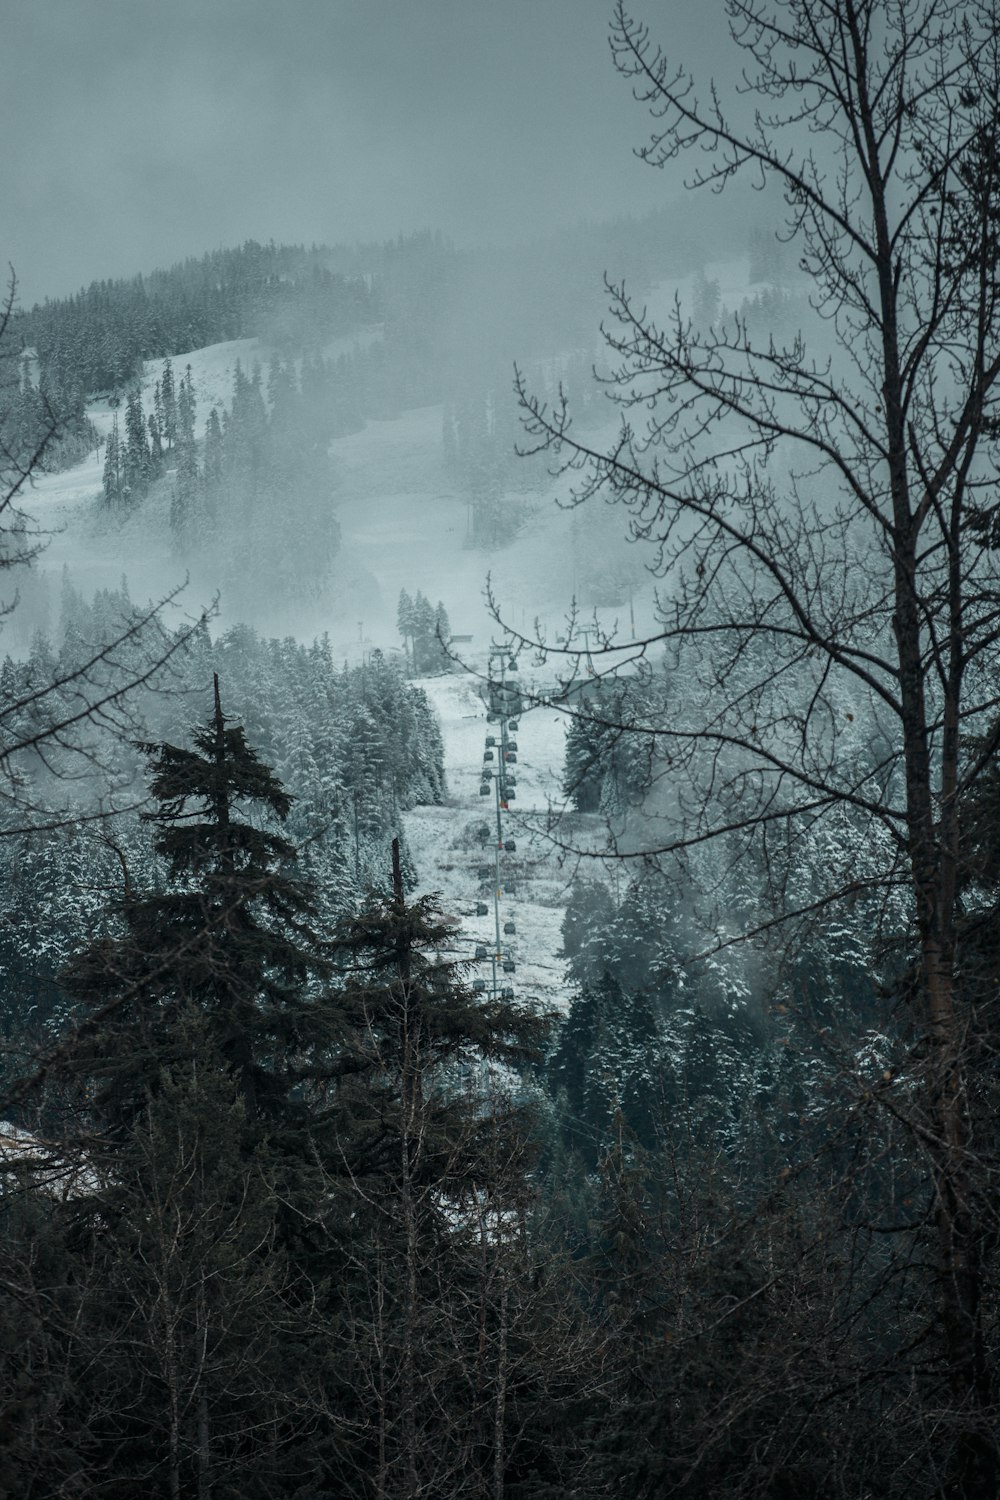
[170,366,199,540]
[159,357,177,452]
[122,386,149,501]
[56,674,333,1131]
[102,412,123,507]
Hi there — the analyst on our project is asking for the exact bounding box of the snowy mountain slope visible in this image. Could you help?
[20,260,770,652]
[14,257,763,1013]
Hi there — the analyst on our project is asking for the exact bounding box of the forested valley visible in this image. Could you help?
[4,1,1000,1496]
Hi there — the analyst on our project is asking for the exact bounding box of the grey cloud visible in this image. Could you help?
[3,0,724,303]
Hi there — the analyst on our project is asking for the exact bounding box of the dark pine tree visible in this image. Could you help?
[122,386,150,501]
[203,405,223,487]
[102,412,123,507]
[160,357,177,452]
[170,365,199,540]
[57,674,333,1131]
[326,840,553,1498]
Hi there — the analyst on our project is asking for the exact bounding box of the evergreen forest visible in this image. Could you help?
[6,0,1000,1495]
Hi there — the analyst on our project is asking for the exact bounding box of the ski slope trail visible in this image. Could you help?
[404,672,575,1017]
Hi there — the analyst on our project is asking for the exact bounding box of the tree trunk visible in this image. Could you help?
[492,1282,509,1500]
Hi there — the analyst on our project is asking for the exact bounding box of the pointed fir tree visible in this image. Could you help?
[433,600,451,670]
[160,357,177,451]
[122,386,149,501]
[102,412,123,508]
[327,840,553,1494]
[202,405,223,488]
[147,410,162,463]
[561,699,611,812]
[171,367,199,541]
[396,588,415,671]
[55,674,334,1131]
[410,591,437,674]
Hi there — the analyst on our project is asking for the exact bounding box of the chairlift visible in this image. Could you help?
[473,978,487,993]
[483,749,494,761]
[507,659,517,673]
[508,719,520,732]
[505,883,517,896]
[504,839,516,853]
[489,682,523,717]
[503,921,516,936]
[501,986,515,1000]
[475,902,489,917]
[502,958,516,974]
[507,739,518,752]
[504,789,516,801]
[479,782,491,797]
[477,865,492,880]
[485,736,496,748]
[505,775,517,787]
[477,823,491,842]
[504,752,517,764]
[474,945,488,959]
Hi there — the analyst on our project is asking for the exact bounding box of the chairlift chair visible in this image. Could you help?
[483,749,494,761]
[479,782,491,796]
[502,958,516,974]
[504,752,517,764]
[504,839,516,853]
[503,921,516,936]
[475,902,489,916]
[473,979,487,994]
[478,865,492,880]
[477,823,491,842]
[501,986,515,1000]
[474,945,488,960]
[485,736,496,747]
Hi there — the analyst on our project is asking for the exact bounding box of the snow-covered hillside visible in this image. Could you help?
[14,260,757,1013]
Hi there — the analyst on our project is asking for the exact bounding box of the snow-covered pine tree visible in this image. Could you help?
[396,588,415,671]
[122,387,150,501]
[159,357,177,451]
[102,413,123,507]
[170,366,199,541]
[203,405,223,487]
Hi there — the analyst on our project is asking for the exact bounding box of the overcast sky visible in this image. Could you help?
[2,0,727,306]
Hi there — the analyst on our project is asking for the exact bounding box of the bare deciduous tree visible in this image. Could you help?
[511,1,1000,1490]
